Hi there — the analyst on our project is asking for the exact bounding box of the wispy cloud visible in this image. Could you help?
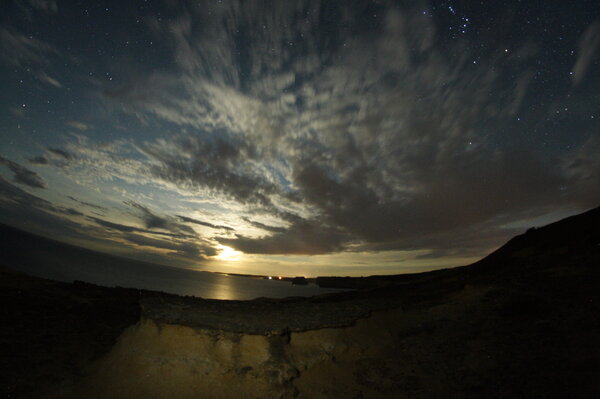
[138,135,281,207]
[87,216,217,258]
[0,172,214,265]
[86,216,188,239]
[66,196,108,212]
[241,217,286,234]
[66,121,90,131]
[561,135,600,202]
[36,71,63,88]
[219,213,347,255]
[572,20,600,86]
[0,27,57,68]
[0,24,65,91]
[0,156,47,189]
[27,0,58,14]
[46,147,74,161]
[123,233,205,258]
[177,215,235,231]
[126,201,196,236]
[29,156,49,165]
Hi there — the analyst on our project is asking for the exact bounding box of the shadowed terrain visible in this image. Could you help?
[0,269,141,398]
[1,206,599,398]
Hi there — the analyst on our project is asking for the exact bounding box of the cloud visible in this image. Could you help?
[0,24,64,89]
[87,217,143,233]
[66,196,108,212]
[241,217,286,234]
[0,174,213,265]
[56,136,154,188]
[87,216,192,239]
[0,155,47,189]
[46,147,74,161]
[9,106,26,118]
[176,215,234,231]
[122,233,206,258]
[0,27,57,68]
[36,71,63,88]
[62,207,84,216]
[126,201,196,235]
[33,147,76,169]
[28,0,58,14]
[0,175,81,219]
[29,147,76,169]
[299,149,562,237]
[561,135,600,205]
[29,156,49,165]
[0,175,104,246]
[0,175,52,210]
[66,121,90,131]
[572,20,600,85]
[219,215,347,255]
[139,135,280,207]
[87,216,217,258]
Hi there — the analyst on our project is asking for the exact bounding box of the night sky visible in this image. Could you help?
[0,0,598,276]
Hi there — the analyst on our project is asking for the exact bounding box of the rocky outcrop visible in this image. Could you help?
[63,305,417,399]
[65,319,298,399]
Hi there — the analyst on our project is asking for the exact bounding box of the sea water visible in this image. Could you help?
[6,244,344,300]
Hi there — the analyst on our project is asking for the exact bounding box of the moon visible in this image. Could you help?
[214,244,243,262]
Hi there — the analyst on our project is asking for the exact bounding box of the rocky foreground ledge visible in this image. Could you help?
[141,287,405,335]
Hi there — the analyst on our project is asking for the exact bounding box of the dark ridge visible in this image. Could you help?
[474,205,600,266]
